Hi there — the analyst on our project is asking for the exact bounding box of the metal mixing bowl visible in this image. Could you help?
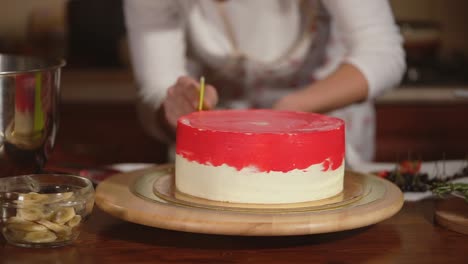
[0,54,65,177]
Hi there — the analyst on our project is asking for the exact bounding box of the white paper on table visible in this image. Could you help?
[108,163,155,172]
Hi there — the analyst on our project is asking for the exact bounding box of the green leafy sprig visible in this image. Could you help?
[431,182,468,202]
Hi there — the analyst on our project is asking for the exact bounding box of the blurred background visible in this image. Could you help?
[0,0,467,166]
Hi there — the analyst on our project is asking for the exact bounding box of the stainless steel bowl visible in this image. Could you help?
[0,54,65,177]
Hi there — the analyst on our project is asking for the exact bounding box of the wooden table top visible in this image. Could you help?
[1,199,467,264]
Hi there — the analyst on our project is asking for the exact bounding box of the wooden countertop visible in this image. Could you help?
[2,199,467,264]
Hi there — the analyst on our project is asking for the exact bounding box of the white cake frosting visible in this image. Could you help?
[176,154,344,204]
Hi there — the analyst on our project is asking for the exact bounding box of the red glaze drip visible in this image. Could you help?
[176,110,345,172]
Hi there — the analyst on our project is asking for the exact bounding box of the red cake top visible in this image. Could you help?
[176,110,345,172]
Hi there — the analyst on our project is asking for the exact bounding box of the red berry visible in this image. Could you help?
[378,170,390,178]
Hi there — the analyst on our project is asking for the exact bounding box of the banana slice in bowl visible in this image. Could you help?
[0,174,95,248]
[51,207,76,225]
[6,220,49,232]
[66,215,82,228]
[22,230,58,243]
[36,219,71,234]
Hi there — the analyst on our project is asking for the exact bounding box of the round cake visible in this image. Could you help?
[175,109,345,204]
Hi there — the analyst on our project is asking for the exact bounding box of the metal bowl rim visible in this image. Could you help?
[0,54,66,75]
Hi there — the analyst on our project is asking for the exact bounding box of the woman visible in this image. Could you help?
[123,0,405,163]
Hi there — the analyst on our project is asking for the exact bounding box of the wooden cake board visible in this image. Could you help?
[435,197,468,235]
[95,164,404,236]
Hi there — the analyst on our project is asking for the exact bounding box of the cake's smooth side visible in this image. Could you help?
[175,110,345,204]
[176,155,344,204]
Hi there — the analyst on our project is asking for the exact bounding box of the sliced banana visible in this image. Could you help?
[19,192,49,203]
[24,192,50,201]
[16,207,48,221]
[17,192,73,205]
[42,192,74,203]
[66,215,82,228]
[52,192,74,202]
[55,228,74,241]
[51,207,76,224]
[23,230,57,243]
[3,226,27,241]
[6,216,29,224]
[36,219,71,234]
[6,221,48,232]
[8,191,85,244]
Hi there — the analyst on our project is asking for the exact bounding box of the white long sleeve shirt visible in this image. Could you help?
[124,0,405,162]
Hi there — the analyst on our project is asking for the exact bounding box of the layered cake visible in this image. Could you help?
[175,110,345,204]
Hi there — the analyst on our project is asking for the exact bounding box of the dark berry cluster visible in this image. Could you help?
[384,171,430,192]
[378,160,468,193]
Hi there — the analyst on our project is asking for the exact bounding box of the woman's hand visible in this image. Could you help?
[161,76,218,129]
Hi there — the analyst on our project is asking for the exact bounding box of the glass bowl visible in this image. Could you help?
[0,174,94,248]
